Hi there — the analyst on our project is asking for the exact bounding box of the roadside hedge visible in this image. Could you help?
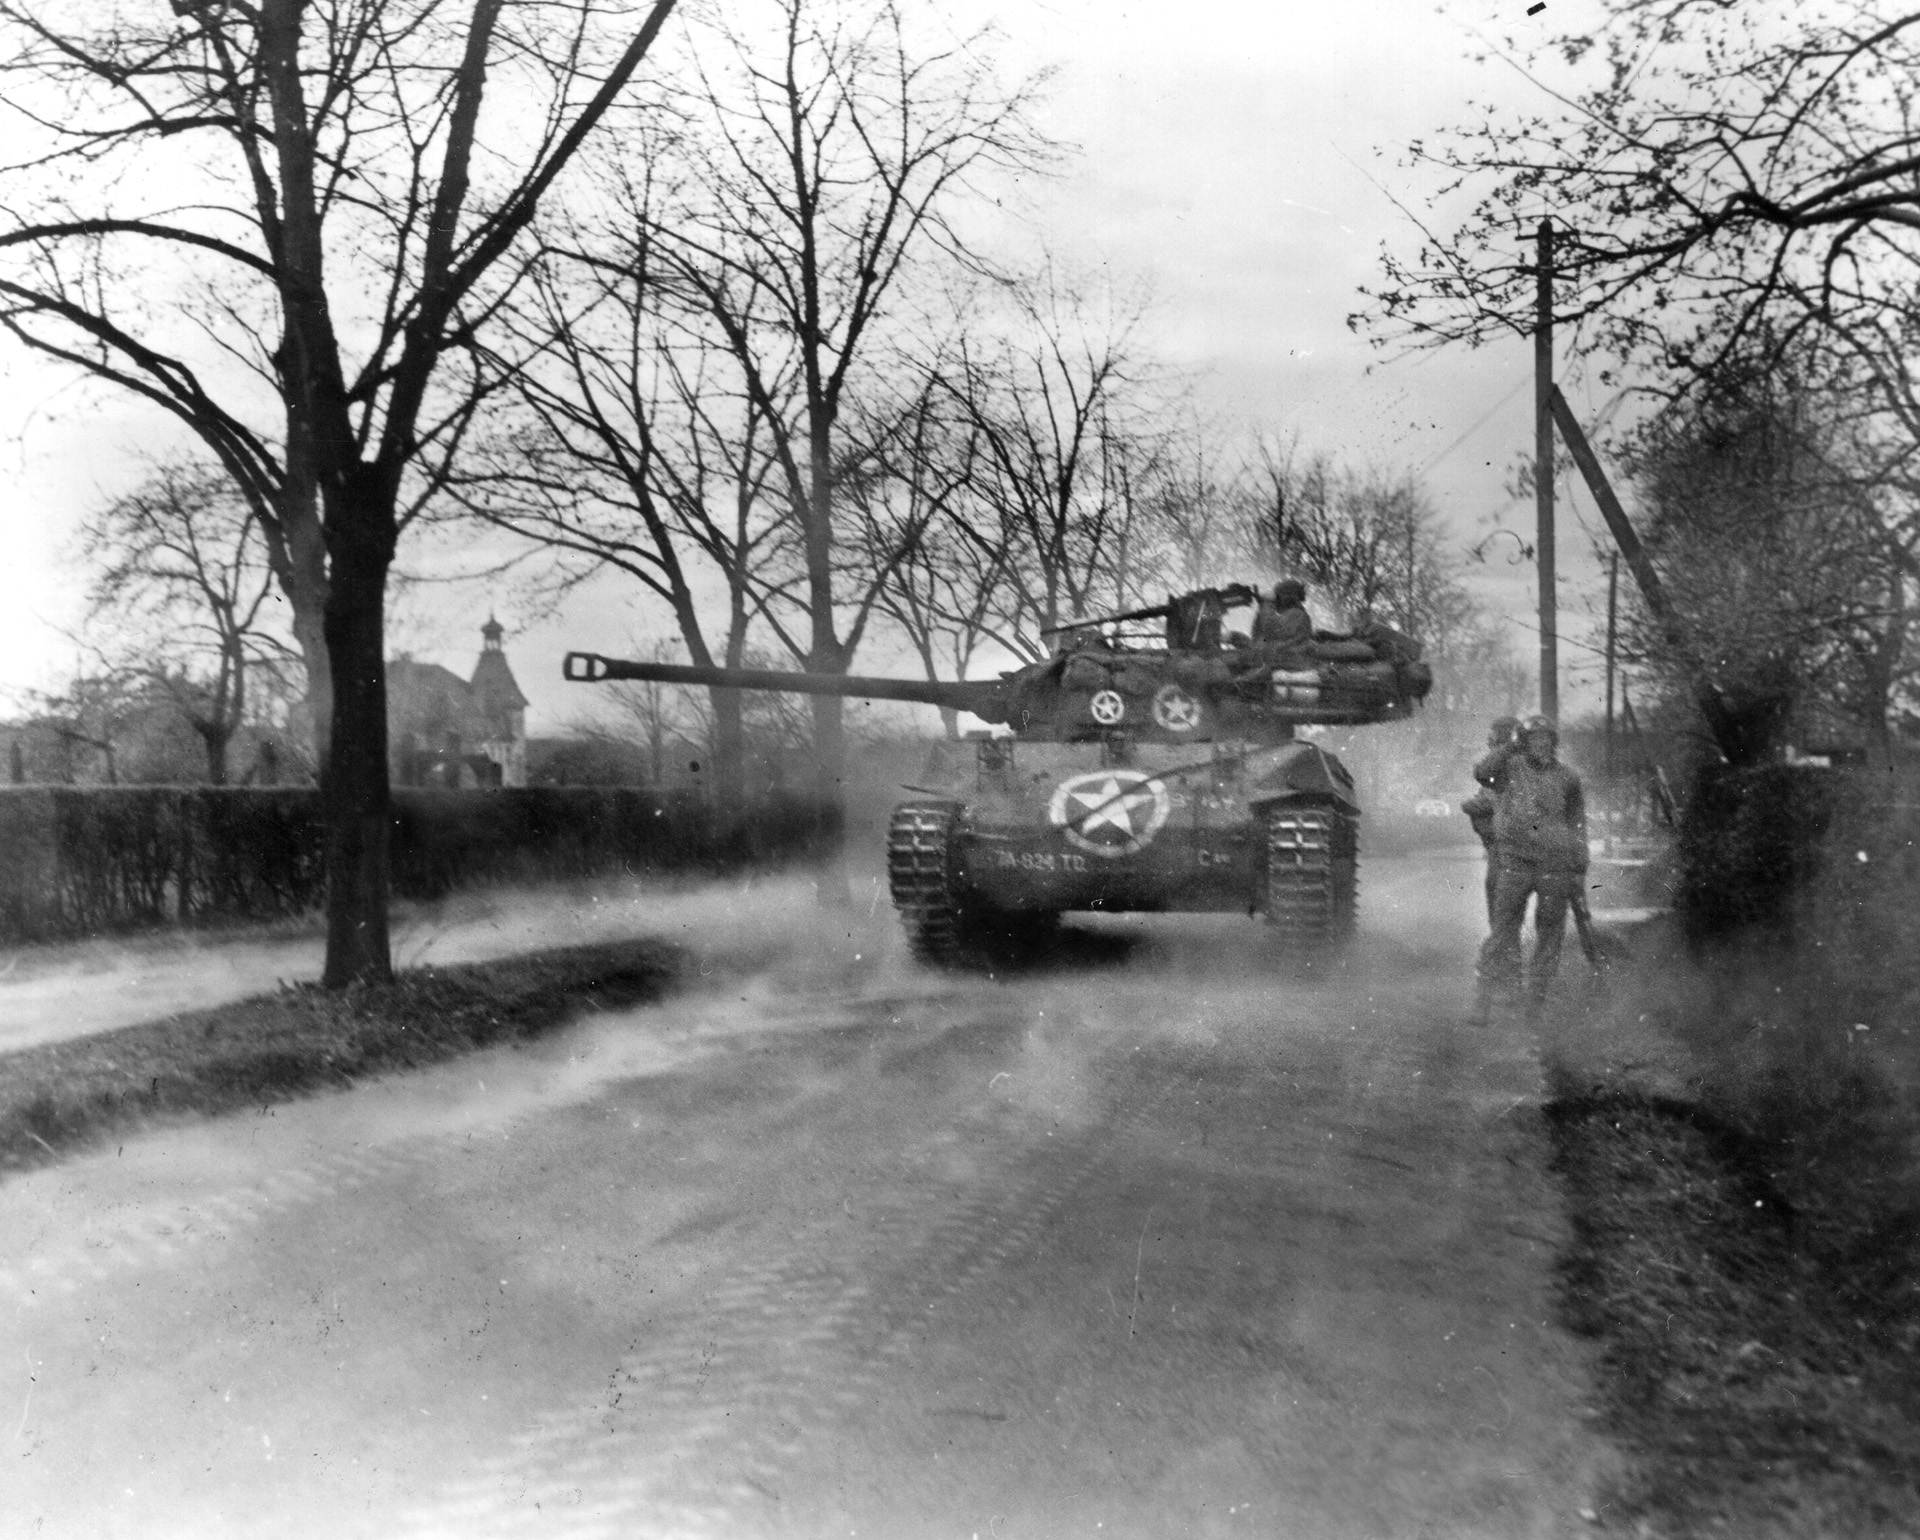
[1676,756,1920,954]
[1676,761,1838,944]
[0,786,830,944]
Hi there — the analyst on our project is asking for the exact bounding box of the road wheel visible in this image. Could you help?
[1262,800,1358,950]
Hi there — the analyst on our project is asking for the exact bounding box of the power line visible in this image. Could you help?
[1417,370,1532,479]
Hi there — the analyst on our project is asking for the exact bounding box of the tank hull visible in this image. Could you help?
[944,738,1295,913]
[961,823,1258,913]
[887,738,1361,961]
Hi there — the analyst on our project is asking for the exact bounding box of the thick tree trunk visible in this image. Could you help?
[804,434,849,904]
[710,685,746,818]
[807,687,849,905]
[1858,573,1905,772]
[199,643,243,786]
[258,463,333,774]
[319,483,396,988]
[292,606,333,771]
[201,727,231,785]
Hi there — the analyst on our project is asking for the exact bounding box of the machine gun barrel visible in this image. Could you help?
[563,653,1009,719]
[1039,601,1168,635]
[1042,583,1257,635]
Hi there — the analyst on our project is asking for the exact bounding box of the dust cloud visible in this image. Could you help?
[0,847,1504,1227]
[0,869,862,1054]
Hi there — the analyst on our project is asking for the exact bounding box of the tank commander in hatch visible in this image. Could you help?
[1474,714,1587,1016]
[1250,579,1314,668]
[1461,715,1521,926]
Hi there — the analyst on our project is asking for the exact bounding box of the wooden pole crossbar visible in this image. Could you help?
[1546,383,1745,762]
[1545,386,1680,646]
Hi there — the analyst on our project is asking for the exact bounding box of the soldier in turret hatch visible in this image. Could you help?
[1474,715,1588,1015]
[1251,579,1314,667]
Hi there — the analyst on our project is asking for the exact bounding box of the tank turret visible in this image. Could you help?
[563,585,1430,745]
[565,586,1433,967]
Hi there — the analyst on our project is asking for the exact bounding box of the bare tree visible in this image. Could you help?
[462,148,795,816]
[23,665,223,785]
[32,674,131,786]
[80,463,299,785]
[0,0,679,983]
[644,0,1055,891]
[1249,443,1474,645]
[1136,421,1254,595]
[674,647,816,791]
[1618,344,1917,747]
[932,274,1157,654]
[606,640,699,787]
[1357,3,1920,452]
[843,365,1000,734]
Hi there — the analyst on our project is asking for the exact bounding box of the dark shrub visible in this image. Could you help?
[0,785,829,944]
[1677,761,1837,945]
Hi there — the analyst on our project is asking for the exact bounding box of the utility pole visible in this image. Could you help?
[1605,552,1619,780]
[1534,217,1558,722]
[1405,511,1418,631]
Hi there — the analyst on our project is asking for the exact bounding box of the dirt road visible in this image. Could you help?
[2,855,1612,1537]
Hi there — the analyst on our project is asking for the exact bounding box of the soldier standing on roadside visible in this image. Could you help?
[1461,716,1521,926]
[1475,715,1588,1015]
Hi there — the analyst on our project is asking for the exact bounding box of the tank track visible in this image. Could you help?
[887,800,1063,969]
[1263,801,1359,949]
[887,801,969,966]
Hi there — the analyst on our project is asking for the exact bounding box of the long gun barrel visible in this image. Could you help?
[563,653,1011,720]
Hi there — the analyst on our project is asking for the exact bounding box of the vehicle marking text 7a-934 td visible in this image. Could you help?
[987,849,1090,873]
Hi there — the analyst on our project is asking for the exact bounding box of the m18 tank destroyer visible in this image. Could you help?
[563,584,1431,964]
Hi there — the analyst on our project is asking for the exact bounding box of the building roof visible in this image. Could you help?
[470,647,529,714]
[387,622,528,750]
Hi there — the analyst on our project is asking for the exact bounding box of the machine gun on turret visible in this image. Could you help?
[1044,584,1261,652]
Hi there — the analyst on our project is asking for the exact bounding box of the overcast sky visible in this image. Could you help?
[0,0,1625,730]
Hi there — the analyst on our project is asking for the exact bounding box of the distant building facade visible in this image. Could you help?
[0,685,292,786]
[389,617,528,788]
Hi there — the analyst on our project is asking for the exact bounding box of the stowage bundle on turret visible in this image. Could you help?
[564,584,1433,967]
[999,584,1430,742]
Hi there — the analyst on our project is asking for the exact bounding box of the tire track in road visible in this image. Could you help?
[0,972,894,1314]
[388,1044,1182,1540]
[392,1254,871,1540]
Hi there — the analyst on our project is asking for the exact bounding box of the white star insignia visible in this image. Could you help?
[1069,777,1153,837]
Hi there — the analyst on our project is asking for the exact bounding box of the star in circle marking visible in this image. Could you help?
[1068,776,1153,839]
[1048,769,1172,857]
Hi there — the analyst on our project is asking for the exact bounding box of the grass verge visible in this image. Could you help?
[0,939,683,1176]
[1546,936,1920,1537]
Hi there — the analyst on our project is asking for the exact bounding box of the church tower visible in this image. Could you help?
[469,615,529,786]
